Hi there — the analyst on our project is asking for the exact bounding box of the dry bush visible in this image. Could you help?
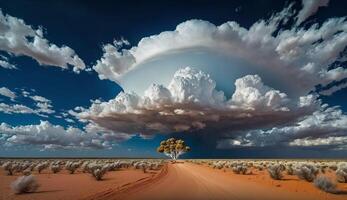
[36,162,48,174]
[295,164,319,182]
[286,164,294,175]
[86,163,110,181]
[133,161,150,173]
[2,161,14,175]
[11,175,39,194]
[329,164,338,171]
[92,168,107,181]
[336,162,347,183]
[212,161,225,169]
[23,169,31,176]
[150,163,160,170]
[81,162,90,173]
[232,165,248,175]
[268,164,285,180]
[50,164,61,174]
[313,176,336,193]
[65,161,80,174]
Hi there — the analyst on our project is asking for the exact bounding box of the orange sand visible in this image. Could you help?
[1,162,347,200]
[124,162,347,200]
[0,168,158,200]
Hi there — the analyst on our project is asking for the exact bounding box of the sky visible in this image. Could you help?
[0,0,347,158]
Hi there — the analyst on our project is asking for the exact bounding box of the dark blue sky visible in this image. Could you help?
[0,0,347,158]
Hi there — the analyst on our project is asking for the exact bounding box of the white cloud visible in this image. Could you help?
[0,87,16,101]
[77,67,317,138]
[231,74,289,111]
[0,121,126,150]
[30,95,50,103]
[0,59,16,69]
[0,103,35,114]
[0,11,85,72]
[289,136,347,149]
[0,88,55,116]
[35,102,54,114]
[319,82,347,96]
[218,105,347,149]
[30,95,54,114]
[93,2,347,96]
[65,118,74,123]
[296,0,329,25]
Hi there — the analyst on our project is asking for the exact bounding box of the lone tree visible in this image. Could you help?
[157,138,191,160]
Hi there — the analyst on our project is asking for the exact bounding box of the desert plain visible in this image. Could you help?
[1,159,347,200]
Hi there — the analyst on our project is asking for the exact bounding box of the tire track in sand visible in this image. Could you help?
[79,164,168,200]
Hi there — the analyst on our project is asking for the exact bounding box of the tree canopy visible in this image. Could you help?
[157,138,191,160]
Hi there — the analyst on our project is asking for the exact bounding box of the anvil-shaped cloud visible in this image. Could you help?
[3,0,347,151]
[77,0,347,150]
[77,67,322,143]
[93,1,347,98]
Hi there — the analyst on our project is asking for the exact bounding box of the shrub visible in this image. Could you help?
[50,164,61,174]
[295,164,319,182]
[336,162,347,183]
[2,161,14,175]
[268,164,285,180]
[232,165,248,174]
[133,161,149,173]
[23,169,31,176]
[320,166,326,174]
[18,162,31,173]
[28,164,36,171]
[81,162,90,173]
[11,175,39,194]
[329,164,338,171]
[286,164,294,175]
[256,165,264,171]
[150,163,160,170]
[92,168,106,181]
[313,176,336,193]
[36,162,48,174]
[65,161,80,174]
[212,161,225,169]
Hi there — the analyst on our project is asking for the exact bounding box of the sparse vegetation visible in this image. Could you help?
[313,176,336,193]
[65,161,80,174]
[92,168,107,181]
[50,164,61,174]
[2,158,347,198]
[232,164,248,175]
[336,162,347,183]
[2,161,15,175]
[11,175,39,194]
[294,163,319,182]
[36,162,48,174]
[268,164,285,180]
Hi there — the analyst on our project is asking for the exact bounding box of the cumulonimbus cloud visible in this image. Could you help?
[93,1,347,95]
[84,0,347,151]
[0,11,85,72]
[79,66,347,150]
[77,67,318,139]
